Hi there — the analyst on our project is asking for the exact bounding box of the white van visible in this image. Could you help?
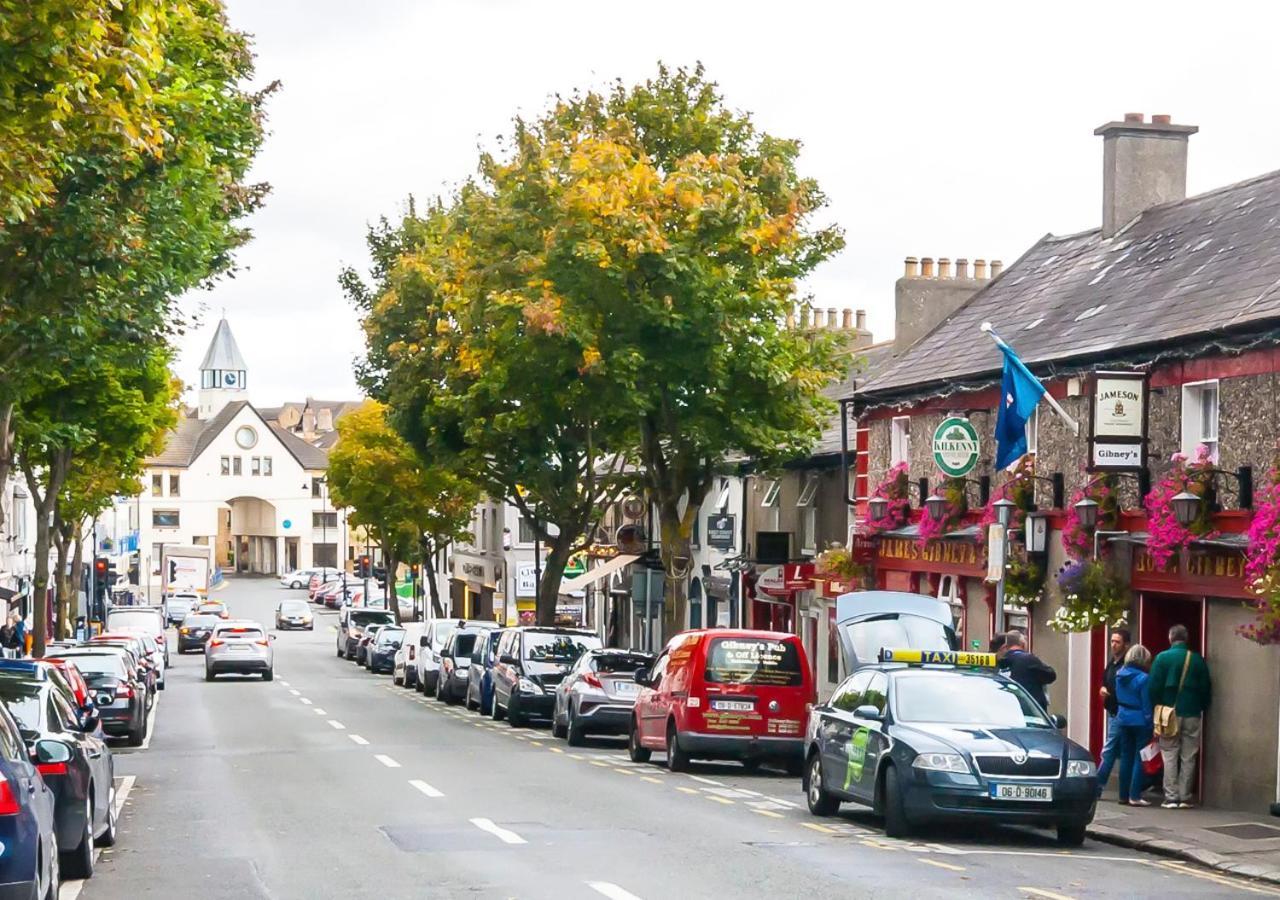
[393,622,428,688]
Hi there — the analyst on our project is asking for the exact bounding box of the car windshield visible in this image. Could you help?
[0,682,45,732]
[431,622,458,644]
[107,610,161,632]
[280,601,310,613]
[524,632,601,663]
[893,673,1054,728]
[844,614,953,664]
[182,615,219,627]
[48,654,127,678]
[452,634,478,656]
[377,630,403,646]
[591,653,652,674]
[704,638,803,686]
[198,605,223,614]
[351,611,394,627]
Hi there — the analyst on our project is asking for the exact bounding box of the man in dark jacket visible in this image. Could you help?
[999,630,1057,711]
[1148,625,1211,808]
[1095,628,1131,795]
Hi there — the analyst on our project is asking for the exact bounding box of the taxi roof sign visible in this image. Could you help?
[878,648,998,668]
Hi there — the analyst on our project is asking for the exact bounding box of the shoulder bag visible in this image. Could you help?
[1153,650,1192,738]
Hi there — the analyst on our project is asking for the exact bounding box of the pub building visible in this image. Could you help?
[847,113,1280,812]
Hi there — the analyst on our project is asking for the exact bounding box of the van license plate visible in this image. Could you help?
[989,783,1052,802]
[711,699,754,712]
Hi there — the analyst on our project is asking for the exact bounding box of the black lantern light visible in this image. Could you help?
[868,496,889,521]
[1073,497,1099,530]
[924,493,948,522]
[1171,491,1203,528]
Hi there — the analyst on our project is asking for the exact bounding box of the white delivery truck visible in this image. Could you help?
[160,544,216,600]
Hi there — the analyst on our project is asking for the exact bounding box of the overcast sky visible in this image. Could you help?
[179,0,1280,406]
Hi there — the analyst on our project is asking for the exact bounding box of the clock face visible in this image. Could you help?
[224,372,237,386]
[235,426,257,449]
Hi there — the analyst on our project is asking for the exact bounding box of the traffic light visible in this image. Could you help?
[357,554,372,578]
[409,564,420,579]
[93,557,109,591]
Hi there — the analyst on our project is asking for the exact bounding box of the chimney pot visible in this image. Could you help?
[990,260,1004,278]
[841,309,853,329]
[973,258,988,279]
[955,258,970,279]
[938,257,952,279]
[920,257,935,278]
[904,256,919,278]
[855,309,867,330]
[1151,113,1171,125]
[1124,112,1145,123]
[1095,114,1198,237]
[827,308,838,328]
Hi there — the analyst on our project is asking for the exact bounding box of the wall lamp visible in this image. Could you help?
[1170,465,1254,526]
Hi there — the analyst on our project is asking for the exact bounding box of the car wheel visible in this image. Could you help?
[394,671,403,686]
[882,765,911,838]
[628,719,651,763]
[204,666,215,683]
[666,722,689,772]
[98,784,117,848]
[805,752,840,816]
[566,709,586,747]
[551,707,567,739]
[263,669,273,682]
[336,642,345,659]
[291,581,302,589]
[62,794,94,879]
[491,695,506,722]
[465,689,478,711]
[741,758,762,772]
[507,699,524,727]
[1057,822,1087,847]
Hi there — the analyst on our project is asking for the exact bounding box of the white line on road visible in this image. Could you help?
[348,734,369,745]
[279,680,290,686]
[300,698,312,705]
[409,779,443,797]
[289,689,300,696]
[374,754,400,768]
[313,708,326,715]
[587,882,645,900]
[327,720,345,730]
[469,817,526,845]
[687,774,724,786]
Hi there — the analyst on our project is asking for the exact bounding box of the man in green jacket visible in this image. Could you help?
[1148,624,1212,808]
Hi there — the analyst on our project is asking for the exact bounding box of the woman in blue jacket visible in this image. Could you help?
[1112,644,1154,805]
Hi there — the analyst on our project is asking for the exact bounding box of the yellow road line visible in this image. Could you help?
[613,768,634,776]
[1152,861,1280,896]
[640,776,663,785]
[548,747,564,754]
[861,838,900,851]
[919,858,966,872]
[751,808,784,819]
[705,796,734,805]
[676,786,699,795]
[529,741,542,747]
[589,760,609,768]
[802,822,837,835]
[1019,889,1075,900]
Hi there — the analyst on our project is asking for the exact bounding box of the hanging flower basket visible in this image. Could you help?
[1240,462,1280,644]
[1142,445,1217,571]
[1062,475,1119,560]
[814,544,869,586]
[865,461,910,535]
[1049,558,1130,632]
[980,456,1035,531]
[1004,552,1047,605]
[917,473,967,545]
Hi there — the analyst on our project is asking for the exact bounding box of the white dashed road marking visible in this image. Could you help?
[469,817,527,845]
[289,689,300,696]
[328,720,345,730]
[349,734,369,745]
[374,754,400,768]
[409,779,444,797]
[313,708,326,715]
[587,882,645,900]
[300,698,312,705]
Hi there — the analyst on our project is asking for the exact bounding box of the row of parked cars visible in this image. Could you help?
[0,604,177,897]
[324,590,1102,846]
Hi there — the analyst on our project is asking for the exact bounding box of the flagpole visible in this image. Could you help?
[980,322,1080,436]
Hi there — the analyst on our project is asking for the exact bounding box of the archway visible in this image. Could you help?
[223,497,280,575]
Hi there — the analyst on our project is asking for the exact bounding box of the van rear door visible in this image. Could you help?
[699,635,812,740]
[834,591,957,671]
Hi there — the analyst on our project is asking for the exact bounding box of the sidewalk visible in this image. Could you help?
[1089,798,1280,884]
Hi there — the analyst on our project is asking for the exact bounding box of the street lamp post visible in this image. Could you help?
[992,499,1015,635]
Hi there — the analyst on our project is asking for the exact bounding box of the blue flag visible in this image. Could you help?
[995,340,1045,470]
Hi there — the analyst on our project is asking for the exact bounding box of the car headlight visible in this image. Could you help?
[518,678,541,694]
[912,753,970,774]
[1066,759,1096,778]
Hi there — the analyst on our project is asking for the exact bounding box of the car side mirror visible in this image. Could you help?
[853,704,883,721]
[79,709,100,732]
[1052,714,1067,730]
[633,668,650,686]
[35,739,72,764]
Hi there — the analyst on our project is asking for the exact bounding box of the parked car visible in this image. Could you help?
[491,627,602,726]
[0,661,91,733]
[392,622,428,688]
[435,626,489,705]
[0,673,116,878]
[163,591,200,626]
[465,629,506,716]
[46,651,147,747]
[275,599,314,631]
[88,635,156,703]
[416,619,494,695]
[205,621,275,681]
[629,629,814,773]
[0,700,59,898]
[552,649,653,745]
[35,659,92,712]
[336,608,395,660]
[105,605,170,668]
[93,631,163,690]
[177,613,220,653]
[355,624,390,667]
[282,567,338,590]
[366,627,404,674]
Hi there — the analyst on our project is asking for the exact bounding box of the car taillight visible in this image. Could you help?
[0,780,18,815]
[255,640,268,647]
[583,673,603,689]
[209,639,224,648]
[116,684,134,698]
[36,763,66,777]
[408,647,415,660]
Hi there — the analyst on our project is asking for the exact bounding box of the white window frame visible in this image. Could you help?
[263,457,273,476]
[1025,406,1039,456]
[797,474,819,554]
[714,479,731,513]
[796,474,820,507]
[760,479,781,508]
[891,416,911,466]
[1181,379,1220,461]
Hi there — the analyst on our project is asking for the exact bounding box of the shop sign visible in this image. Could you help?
[564,553,588,578]
[931,417,980,478]
[706,514,736,550]
[516,564,538,596]
[1090,371,1147,472]
[757,564,814,597]
[877,537,986,576]
[1131,547,1250,599]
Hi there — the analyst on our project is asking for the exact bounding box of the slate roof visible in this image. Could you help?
[812,341,897,457]
[861,168,1280,401]
[146,401,329,471]
[199,318,248,371]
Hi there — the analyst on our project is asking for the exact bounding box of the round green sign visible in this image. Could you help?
[932,417,980,477]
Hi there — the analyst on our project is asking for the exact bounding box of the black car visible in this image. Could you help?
[337,608,395,659]
[177,613,221,653]
[0,674,117,879]
[803,649,1096,845]
[48,651,148,747]
[366,627,404,674]
[435,627,487,705]
[490,627,602,726]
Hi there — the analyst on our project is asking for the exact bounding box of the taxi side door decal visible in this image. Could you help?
[843,726,870,791]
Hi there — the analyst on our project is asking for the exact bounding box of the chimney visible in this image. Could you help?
[955,258,969,279]
[920,257,935,278]
[855,309,867,331]
[841,309,853,329]
[904,256,919,278]
[895,253,990,354]
[938,257,952,279]
[1095,112,1198,238]
[973,259,987,279]
[990,260,1004,278]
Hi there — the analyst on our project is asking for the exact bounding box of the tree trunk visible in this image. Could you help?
[423,548,444,618]
[387,552,400,624]
[23,450,69,658]
[52,522,72,643]
[68,529,85,641]
[536,531,575,626]
[658,500,695,641]
[0,403,11,534]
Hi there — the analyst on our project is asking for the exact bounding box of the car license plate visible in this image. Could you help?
[711,699,754,712]
[989,783,1052,802]
[228,645,251,653]
[613,681,639,695]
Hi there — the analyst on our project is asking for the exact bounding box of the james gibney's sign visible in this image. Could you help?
[931,417,980,478]
[1090,371,1148,471]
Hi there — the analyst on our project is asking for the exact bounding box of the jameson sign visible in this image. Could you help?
[1090,371,1147,471]
[931,417,980,477]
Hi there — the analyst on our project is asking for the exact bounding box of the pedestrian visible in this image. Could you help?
[12,618,27,656]
[999,630,1056,711]
[1148,624,1212,809]
[989,632,1007,655]
[1113,644,1154,806]
[1095,628,1132,796]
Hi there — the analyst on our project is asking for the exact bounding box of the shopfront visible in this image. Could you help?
[749,564,814,634]
[873,531,991,651]
[450,553,496,621]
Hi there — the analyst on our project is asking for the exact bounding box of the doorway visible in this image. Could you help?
[1139,593,1205,655]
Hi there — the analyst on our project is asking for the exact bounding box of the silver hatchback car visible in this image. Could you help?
[205,621,275,681]
[551,649,654,745]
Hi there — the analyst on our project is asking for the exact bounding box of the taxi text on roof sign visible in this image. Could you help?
[879,648,998,668]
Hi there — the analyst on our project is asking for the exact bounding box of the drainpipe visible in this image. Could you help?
[737,472,748,629]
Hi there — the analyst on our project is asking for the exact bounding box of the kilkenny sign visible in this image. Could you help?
[931,417,980,477]
[1090,371,1148,472]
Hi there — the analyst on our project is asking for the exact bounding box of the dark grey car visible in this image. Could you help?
[552,649,653,745]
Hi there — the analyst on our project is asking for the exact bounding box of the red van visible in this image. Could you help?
[628,629,815,773]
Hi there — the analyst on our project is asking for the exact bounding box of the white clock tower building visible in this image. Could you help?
[197,317,248,420]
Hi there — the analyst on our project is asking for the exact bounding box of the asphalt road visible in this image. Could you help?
[76,578,1273,899]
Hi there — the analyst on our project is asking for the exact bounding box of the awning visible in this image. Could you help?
[558,554,640,593]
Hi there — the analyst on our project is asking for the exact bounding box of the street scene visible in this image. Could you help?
[7,1,1280,898]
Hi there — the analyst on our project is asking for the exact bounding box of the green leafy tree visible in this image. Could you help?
[326,400,479,624]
